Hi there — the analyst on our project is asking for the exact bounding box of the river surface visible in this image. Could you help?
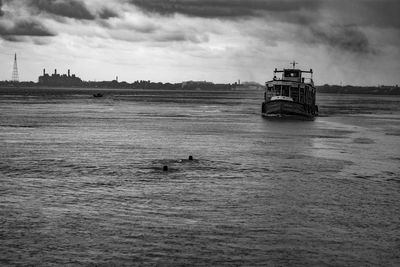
[1,88,399,266]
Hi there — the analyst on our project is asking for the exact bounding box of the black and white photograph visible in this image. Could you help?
[1,0,399,266]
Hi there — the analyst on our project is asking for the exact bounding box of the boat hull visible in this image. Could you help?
[261,100,317,120]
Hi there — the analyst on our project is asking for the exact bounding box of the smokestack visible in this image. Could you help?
[43,69,45,75]
[54,69,57,75]
[68,69,70,77]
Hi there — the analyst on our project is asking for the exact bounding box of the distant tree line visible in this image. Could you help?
[1,80,400,95]
[316,84,400,95]
[0,80,235,91]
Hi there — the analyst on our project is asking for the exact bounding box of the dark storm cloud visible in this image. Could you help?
[128,0,400,30]
[129,0,320,19]
[0,19,55,39]
[99,8,119,19]
[348,0,400,29]
[127,0,377,54]
[308,25,373,54]
[28,0,95,20]
[0,0,3,16]
[0,0,393,55]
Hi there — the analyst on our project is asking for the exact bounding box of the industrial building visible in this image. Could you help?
[38,69,82,86]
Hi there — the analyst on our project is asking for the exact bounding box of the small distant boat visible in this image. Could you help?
[261,62,318,120]
[93,93,103,98]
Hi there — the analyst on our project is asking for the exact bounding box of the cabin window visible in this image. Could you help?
[266,86,273,98]
[274,85,281,96]
[284,70,300,78]
[282,85,290,97]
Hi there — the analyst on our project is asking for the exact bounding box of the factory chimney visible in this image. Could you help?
[68,69,70,77]
[43,69,46,76]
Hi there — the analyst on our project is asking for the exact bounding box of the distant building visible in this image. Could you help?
[38,69,83,86]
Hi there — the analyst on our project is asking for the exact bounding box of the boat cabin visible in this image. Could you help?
[273,68,313,83]
[282,69,301,81]
[265,67,316,106]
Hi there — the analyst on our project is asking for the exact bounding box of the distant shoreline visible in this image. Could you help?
[316,84,400,95]
[1,84,399,95]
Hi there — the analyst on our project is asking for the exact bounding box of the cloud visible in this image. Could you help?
[24,0,122,21]
[0,19,55,40]
[129,0,321,19]
[108,22,209,44]
[328,0,400,29]
[99,7,119,19]
[27,0,95,20]
[154,30,209,43]
[307,25,373,54]
[127,0,400,30]
[0,0,4,16]
[0,0,394,56]
[363,0,400,28]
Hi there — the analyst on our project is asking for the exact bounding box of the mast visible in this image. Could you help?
[12,53,19,82]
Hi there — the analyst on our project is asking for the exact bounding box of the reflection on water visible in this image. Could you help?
[0,90,399,266]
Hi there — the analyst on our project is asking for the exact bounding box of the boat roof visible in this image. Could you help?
[275,68,313,73]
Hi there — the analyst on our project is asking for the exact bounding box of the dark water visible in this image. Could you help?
[1,88,399,266]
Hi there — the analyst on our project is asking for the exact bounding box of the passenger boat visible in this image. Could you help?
[261,62,318,119]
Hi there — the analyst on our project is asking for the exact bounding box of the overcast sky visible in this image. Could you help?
[1,0,399,85]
